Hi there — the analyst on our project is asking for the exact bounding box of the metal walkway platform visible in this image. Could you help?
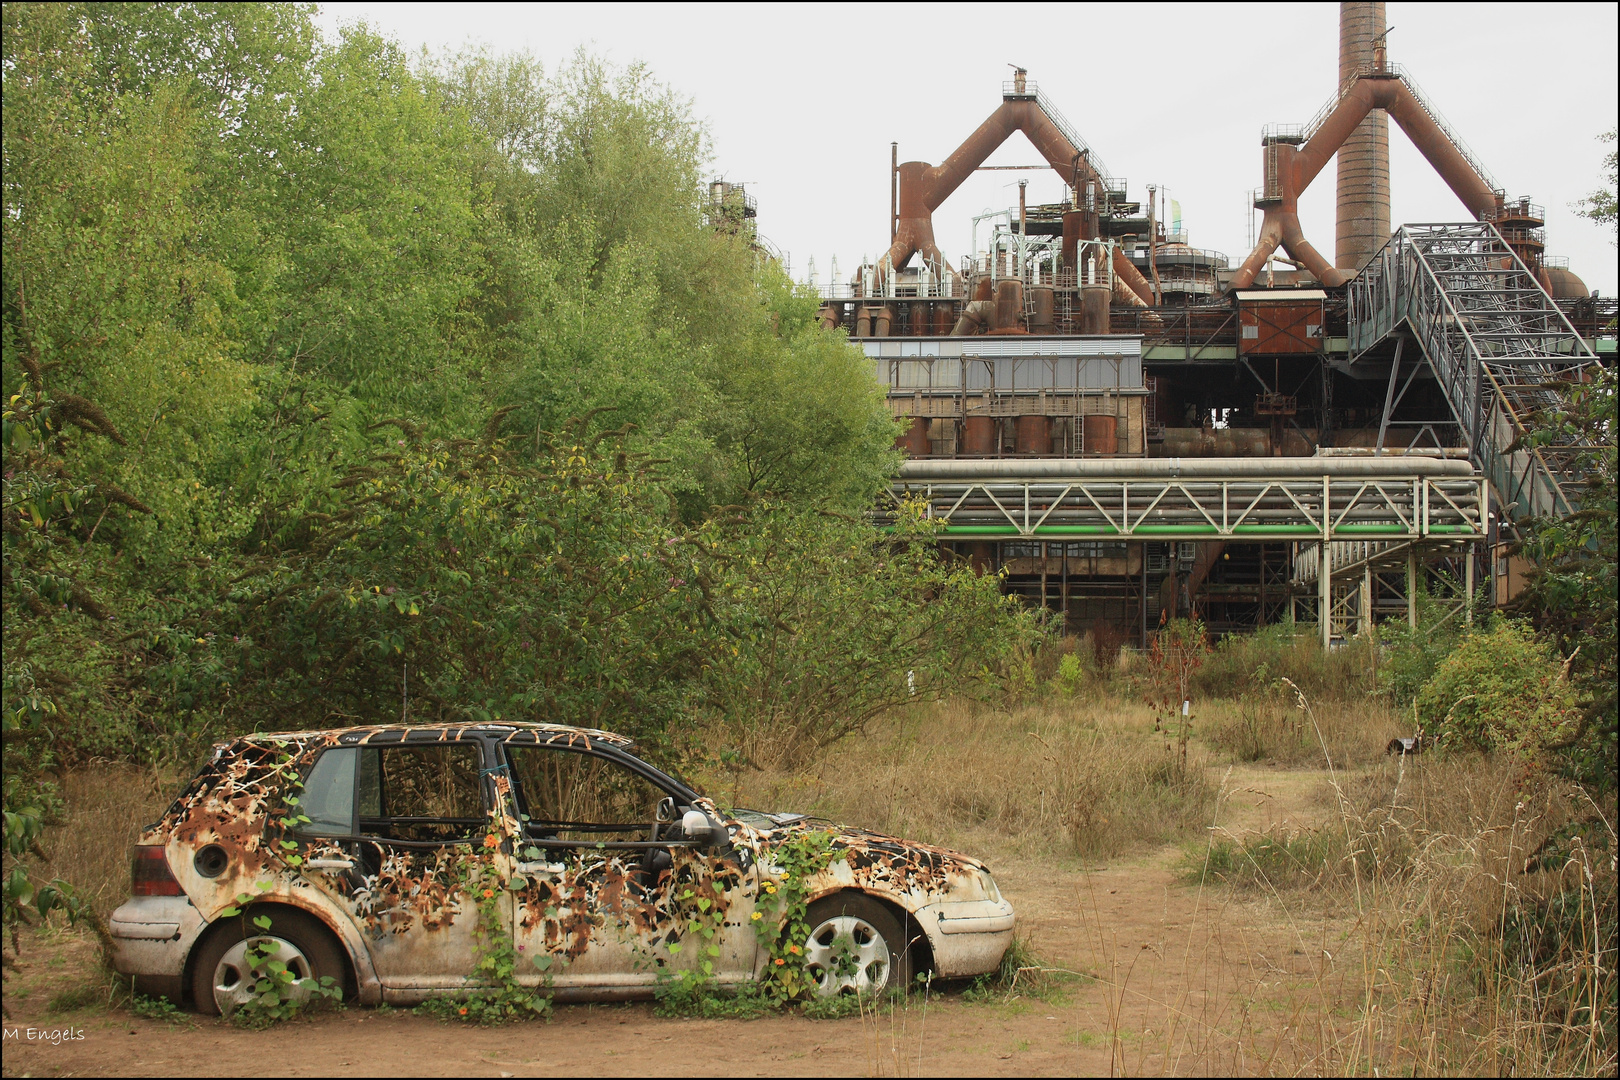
[1348,223,1602,527]
[889,457,1484,542]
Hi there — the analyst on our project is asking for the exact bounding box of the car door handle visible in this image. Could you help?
[517,861,565,875]
[306,858,355,870]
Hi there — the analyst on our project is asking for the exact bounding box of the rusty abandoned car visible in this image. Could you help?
[110,722,1015,1013]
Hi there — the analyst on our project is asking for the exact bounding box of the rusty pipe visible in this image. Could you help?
[1232,204,1347,290]
[1277,214,1343,286]
[883,96,1113,281]
[1233,142,1348,289]
[924,100,1104,212]
[1232,211,1286,290]
[1385,86,1498,218]
[951,299,995,335]
[1111,246,1154,305]
[1294,75,1495,218]
[1233,72,1501,291]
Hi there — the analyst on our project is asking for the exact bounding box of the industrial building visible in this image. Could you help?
[814,3,1613,645]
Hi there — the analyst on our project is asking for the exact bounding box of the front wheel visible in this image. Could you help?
[801,893,916,998]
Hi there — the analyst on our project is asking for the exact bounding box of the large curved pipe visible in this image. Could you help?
[1231,73,1504,290]
[879,95,1157,304]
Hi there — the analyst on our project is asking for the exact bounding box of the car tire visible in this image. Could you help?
[801,893,917,999]
[189,906,348,1016]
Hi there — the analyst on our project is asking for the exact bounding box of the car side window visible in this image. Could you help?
[356,743,485,844]
[300,748,359,835]
[505,746,665,844]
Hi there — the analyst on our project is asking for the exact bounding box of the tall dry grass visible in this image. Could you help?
[38,763,175,921]
[1166,686,1619,1076]
[708,696,1216,862]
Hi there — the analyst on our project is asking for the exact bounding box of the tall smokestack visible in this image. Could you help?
[1335,2,1391,272]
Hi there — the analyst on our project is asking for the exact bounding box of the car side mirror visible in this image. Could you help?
[679,809,716,846]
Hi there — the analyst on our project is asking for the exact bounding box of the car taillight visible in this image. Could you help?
[131,845,183,896]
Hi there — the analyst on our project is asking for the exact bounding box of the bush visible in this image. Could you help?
[1416,621,1579,757]
[1194,621,1372,703]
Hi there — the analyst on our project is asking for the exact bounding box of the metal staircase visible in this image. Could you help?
[1348,223,1602,528]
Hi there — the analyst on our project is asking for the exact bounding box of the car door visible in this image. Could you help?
[297,734,501,992]
[499,737,758,992]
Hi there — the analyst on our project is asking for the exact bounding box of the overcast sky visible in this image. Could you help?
[318,2,1618,296]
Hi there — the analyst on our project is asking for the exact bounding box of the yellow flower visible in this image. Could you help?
[750,912,763,921]
[765,884,776,894]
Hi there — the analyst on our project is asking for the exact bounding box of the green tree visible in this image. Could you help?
[1577,129,1617,241]
[1515,368,1617,787]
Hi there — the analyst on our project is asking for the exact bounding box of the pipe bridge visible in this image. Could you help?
[886,457,1484,542]
[1348,223,1602,527]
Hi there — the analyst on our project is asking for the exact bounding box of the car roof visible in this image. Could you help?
[221,721,637,753]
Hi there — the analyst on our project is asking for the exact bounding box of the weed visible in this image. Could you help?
[45,983,101,1013]
[800,989,865,1020]
[652,979,776,1019]
[130,991,186,1024]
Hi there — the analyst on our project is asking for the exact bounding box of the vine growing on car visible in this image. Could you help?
[420,825,553,1024]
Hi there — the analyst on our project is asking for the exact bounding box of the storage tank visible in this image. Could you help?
[1028,286,1055,333]
[896,416,930,456]
[1080,286,1111,335]
[962,415,998,456]
[1082,414,1117,456]
[994,279,1024,332]
[1014,415,1052,455]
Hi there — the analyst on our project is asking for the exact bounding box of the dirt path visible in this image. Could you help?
[3,766,1344,1078]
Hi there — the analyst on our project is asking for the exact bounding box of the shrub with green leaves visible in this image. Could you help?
[1415,621,1578,758]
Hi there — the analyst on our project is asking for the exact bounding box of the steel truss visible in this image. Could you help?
[886,474,1485,542]
[1348,223,1602,527]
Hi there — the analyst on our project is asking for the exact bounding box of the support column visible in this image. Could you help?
[1320,541,1333,649]
[1361,564,1373,638]
[1406,547,1418,628]
[1040,541,1049,619]
[1139,543,1148,650]
[1464,541,1475,626]
[1060,544,1070,636]
[1321,475,1332,648]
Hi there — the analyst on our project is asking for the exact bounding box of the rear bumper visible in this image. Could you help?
[912,898,1017,978]
[109,896,207,1001]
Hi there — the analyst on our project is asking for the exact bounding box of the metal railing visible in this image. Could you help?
[884,472,1485,542]
[1002,80,1119,198]
[1348,223,1602,525]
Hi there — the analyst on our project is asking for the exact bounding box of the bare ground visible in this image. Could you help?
[3,762,1360,1078]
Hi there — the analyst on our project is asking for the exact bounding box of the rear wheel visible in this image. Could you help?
[189,907,347,1016]
[801,893,916,999]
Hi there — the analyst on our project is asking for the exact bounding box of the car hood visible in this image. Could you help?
[738,813,991,901]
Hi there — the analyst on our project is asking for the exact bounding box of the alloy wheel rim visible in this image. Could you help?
[804,914,890,998]
[211,935,314,1015]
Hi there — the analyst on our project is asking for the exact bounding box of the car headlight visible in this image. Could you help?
[978,869,1002,904]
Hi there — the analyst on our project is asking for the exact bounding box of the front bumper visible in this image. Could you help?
[911,898,1017,978]
[109,896,208,1002]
